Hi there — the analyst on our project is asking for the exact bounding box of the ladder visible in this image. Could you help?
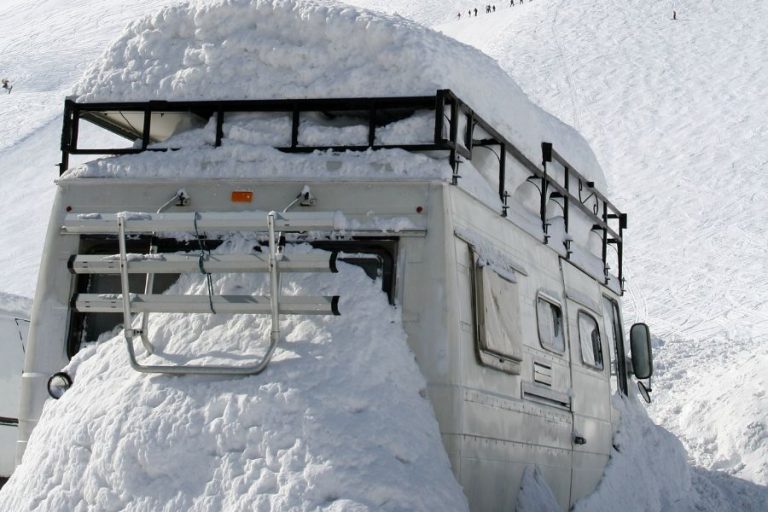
[63,210,344,376]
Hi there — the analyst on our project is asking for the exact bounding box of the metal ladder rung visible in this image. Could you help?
[75,294,341,316]
[68,252,339,275]
[61,210,344,235]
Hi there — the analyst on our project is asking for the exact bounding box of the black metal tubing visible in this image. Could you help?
[59,90,626,291]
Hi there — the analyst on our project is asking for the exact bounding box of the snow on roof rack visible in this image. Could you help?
[60,89,626,289]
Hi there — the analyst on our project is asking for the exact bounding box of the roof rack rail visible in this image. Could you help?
[60,90,626,291]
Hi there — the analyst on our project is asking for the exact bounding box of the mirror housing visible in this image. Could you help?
[630,323,653,380]
[637,381,652,404]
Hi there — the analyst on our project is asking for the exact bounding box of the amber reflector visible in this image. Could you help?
[231,191,254,203]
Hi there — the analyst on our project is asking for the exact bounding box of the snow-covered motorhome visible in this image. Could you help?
[0,305,28,484]
[14,90,653,509]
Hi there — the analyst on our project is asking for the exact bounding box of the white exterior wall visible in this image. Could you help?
[18,177,622,510]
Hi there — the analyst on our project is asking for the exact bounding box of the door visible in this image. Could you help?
[560,261,612,504]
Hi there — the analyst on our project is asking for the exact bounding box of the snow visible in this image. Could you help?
[0,240,469,511]
[0,0,766,509]
[72,0,605,190]
[0,292,31,319]
[515,466,561,512]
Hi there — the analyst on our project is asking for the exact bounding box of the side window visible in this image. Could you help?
[577,311,603,370]
[473,255,523,367]
[536,296,565,353]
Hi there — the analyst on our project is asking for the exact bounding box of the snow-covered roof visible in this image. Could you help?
[73,0,605,187]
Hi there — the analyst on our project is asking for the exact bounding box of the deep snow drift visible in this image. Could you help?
[0,242,468,511]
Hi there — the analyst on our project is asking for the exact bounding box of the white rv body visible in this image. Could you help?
[17,93,643,510]
[0,312,28,480]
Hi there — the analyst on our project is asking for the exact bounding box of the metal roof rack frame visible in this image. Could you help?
[60,89,626,291]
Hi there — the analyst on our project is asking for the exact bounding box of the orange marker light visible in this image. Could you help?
[231,191,254,203]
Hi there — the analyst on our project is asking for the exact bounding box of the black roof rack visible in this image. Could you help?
[60,89,626,291]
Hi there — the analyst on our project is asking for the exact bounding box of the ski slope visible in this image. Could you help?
[0,0,766,510]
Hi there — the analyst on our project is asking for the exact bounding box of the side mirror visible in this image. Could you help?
[629,323,653,379]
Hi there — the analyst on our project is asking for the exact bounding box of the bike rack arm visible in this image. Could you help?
[116,212,284,376]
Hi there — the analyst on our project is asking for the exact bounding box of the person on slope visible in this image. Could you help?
[1,79,11,94]
[474,7,478,16]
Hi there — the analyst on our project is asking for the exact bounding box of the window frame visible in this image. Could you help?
[535,293,566,355]
[470,249,523,375]
[602,295,629,394]
[576,309,604,371]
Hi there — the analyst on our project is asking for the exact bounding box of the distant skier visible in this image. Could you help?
[458,11,461,19]
[673,10,677,20]
[510,0,514,5]
[1,79,11,94]
[492,5,496,12]
[474,8,478,16]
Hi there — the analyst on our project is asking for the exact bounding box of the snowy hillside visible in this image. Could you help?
[0,0,766,510]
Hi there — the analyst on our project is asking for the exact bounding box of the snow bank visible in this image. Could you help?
[570,393,768,511]
[0,238,468,511]
[72,0,605,187]
[571,394,692,512]
[516,466,561,512]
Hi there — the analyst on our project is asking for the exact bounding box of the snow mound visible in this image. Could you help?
[516,466,560,512]
[0,239,468,511]
[572,394,768,512]
[73,0,605,187]
[572,394,692,512]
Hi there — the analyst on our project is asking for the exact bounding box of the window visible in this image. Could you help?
[473,258,523,368]
[577,311,603,370]
[537,297,565,353]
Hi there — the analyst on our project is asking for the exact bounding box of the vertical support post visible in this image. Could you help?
[291,107,300,148]
[541,142,552,243]
[141,107,152,150]
[60,100,74,175]
[368,104,376,147]
[449,97,459,185]
[215,110,224,147]
[70,107,81,152]
[563,167,570,233]
[464,112,474,153]
[618,238,624,292]
[602,202,609,284]
[499,143,506,202]
[619,212,627,292]
[117,216,135,341]
[434,90,447,143]
[267,212,280,348]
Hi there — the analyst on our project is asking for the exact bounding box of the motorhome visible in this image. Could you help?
[0,309,28,485]
[16,90,652,510]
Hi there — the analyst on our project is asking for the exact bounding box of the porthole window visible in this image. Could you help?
[577,311,604,370]
[536,296,565,353]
